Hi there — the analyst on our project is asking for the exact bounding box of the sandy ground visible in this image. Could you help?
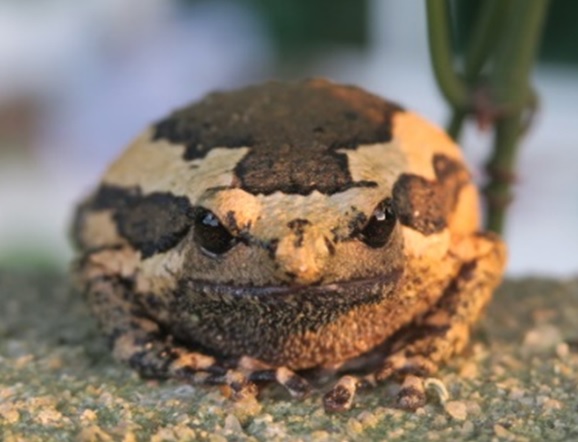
[1,272,577,441]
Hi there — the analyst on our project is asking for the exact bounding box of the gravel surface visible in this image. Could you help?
[1,272,577,441]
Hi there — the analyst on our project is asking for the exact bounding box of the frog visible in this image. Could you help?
[71,79,506,412]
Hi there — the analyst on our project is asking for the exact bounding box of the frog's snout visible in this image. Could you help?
[274,231,330,285]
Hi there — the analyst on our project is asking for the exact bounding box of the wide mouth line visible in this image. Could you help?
[183,267,402,298]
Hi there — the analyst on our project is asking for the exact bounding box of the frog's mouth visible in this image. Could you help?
[179,267,403,308]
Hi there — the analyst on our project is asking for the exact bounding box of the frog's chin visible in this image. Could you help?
[179,267,403,305]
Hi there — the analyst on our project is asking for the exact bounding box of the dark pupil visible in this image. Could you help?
[359,198,397,248]
[194,210,236,255]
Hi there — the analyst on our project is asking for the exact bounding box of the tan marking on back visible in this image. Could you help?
[84,247,140,279]
[391,111,482,253]
[448,182,480,235]
[393,111,480,236]
[136,246,185,294]
[198,188,344,244]
[393,112,464,180]
[79,211,124,249]
[342,141,407,194]
[103,128,250,204]
[201,188,263,232]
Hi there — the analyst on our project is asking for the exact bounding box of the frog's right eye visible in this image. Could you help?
[193,209,237,256]
[358,198,397,248]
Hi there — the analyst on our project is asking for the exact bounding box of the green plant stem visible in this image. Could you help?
[426,0,469,110]
[447,112,466,140]
[491,0,550,108]
[484,0,550,233]
[484,115,523,233]
[447,0,507,140]
[463,0,507,79]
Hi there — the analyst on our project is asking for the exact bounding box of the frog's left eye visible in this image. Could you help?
[358,198,397,248]
[193,209,237,256]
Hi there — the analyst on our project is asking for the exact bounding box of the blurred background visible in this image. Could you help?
[0,0,576,275]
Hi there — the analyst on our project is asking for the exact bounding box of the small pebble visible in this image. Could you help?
[310,431,331,441]
[459,361,478,379]
[432,415,448,428]
[0,406,20,424]
[346,417,363,435]
[542,398,563,410]
[444,401,468,421]
[493,424,513,439]
[356,410,379,428]
[224,414,244,434]
[80,409,97,422]
[556,342,569,358]
[461,420,475,437]
[522,324,563,353]
[465,401,482,416]
[508,387,526,400]
[36,408,64,426]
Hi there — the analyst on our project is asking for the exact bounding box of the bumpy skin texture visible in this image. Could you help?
[72,79,506,411]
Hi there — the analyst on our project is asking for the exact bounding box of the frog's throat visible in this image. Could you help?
[178,267,403,306]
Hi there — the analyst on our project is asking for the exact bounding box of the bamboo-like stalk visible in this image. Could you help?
[426,0,550,233]
[447,0,507,140]
[462,0,508,80]
[490,0,550,110]
[425,0,468,110]
[484,0,550,232]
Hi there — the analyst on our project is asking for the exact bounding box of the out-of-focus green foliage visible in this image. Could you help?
[454,0,578,64]
[250,0,368,55]
[427,0,550,233]
[0,246,66,272]
[180,0,369,55]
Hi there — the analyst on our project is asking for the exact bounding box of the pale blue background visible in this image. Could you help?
[0,0,576,276]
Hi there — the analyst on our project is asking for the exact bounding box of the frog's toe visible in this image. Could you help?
[375,354,438,382]
[396,374,427,411]
[323,375,361,412]
[249,366,312,399]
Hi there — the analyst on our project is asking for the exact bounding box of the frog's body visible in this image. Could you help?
[73,79,506,411]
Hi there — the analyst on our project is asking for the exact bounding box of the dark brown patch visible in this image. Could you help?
[128,342,178,379]
[71,199,93,250]
[284,374,312,398]
[392,154,471,235]
[458,260,478,282]
[225,210,241,234]
[433,153,472,215]
[393,174,446,235]
[265,238,279,260]
[287,218,311,247]
[323,384,353,412]
[347,206,368,235]
[328,206,368,244]
[324,236,336,255]
[152,79,403,195]
[85,185,194,258]
[396,386,426,411]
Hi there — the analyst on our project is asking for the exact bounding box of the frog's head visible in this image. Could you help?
[187,146,407,288]
[74,79,476,303]
[155,79,408,289]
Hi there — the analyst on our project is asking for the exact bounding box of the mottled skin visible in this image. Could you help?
[72,79,506,411]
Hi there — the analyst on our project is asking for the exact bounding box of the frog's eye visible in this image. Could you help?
[193,209,237,256]
[358,198,397,248]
